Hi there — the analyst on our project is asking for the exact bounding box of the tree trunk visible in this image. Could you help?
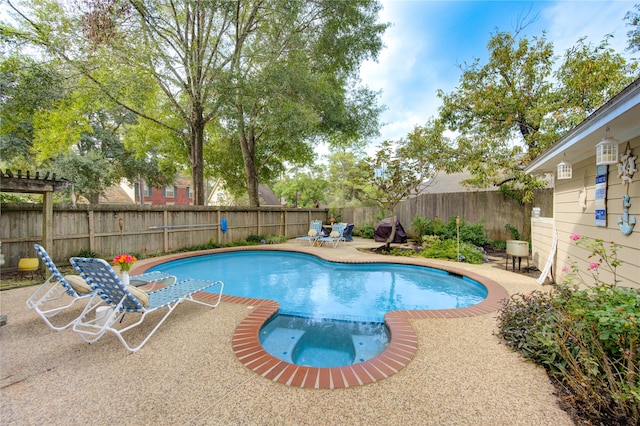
[522,201,532,241]
[189,109,206,206]
[385,215,397,250]
[235,101,260,207]
[239,132,260,207]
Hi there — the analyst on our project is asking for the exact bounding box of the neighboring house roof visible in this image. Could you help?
[415,171,553,195]
[99,185,134,204]
[417,171,497,194]
[258,184,281,205]
[526,78,640,174]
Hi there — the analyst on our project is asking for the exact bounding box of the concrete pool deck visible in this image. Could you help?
[0,238,573,424]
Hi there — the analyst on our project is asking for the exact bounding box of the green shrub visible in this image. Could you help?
[491,240,507,250]
[412,216,489,247]
[421,235,441,249]
[497,236,640,424]
[246,234,265,243]
[418,239,486,264]
[389,248,416,256]
[496,291,558,364]
[356,223,375,239]
[266,235,287,244]
[504,224,520,240]
[76,249,99,258]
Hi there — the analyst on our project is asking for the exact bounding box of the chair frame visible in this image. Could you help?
[70,257,224,353]
[27,244,95,331]
[295,220,323,246]
[318,222,347,248]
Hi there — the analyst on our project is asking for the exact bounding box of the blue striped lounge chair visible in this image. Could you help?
[295,220,323,245]
[27,244,176,332]
[318,222,347,248]
[26,244,96,331]
[70,257,224,353]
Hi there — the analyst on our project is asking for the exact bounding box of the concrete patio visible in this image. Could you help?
[0,238,573,425]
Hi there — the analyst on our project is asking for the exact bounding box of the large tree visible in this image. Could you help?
[436,30,637,203]
[218,0,386,206]
[2,0,386,206]
[0,51,169,202]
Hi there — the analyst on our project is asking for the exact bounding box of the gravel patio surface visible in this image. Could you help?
[0,239,573,425]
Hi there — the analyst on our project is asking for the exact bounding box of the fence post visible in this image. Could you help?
[217,209,221,243]
[88,209,95,252]
[257,210,261,235]
[163,210,169,253]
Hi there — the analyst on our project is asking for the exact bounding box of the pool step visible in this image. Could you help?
[352,334,385,363]
[261,327,305,364]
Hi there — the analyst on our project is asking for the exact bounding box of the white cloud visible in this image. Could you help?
[543,1,634,57]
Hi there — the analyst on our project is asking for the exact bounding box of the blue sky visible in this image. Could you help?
[359,0,637,150]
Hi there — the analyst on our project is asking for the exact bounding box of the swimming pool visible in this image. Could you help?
[141,247,508,388]
[147,250,488,323]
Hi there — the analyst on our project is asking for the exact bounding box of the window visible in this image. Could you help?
[186,187,192,198]
[144,183,153,197]
[164,186,175,197]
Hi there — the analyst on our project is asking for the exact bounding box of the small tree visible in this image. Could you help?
[363,139,437,248]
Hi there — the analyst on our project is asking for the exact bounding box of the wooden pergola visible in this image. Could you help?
[0,169,72,252]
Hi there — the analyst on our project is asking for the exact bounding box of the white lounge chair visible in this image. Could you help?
[70,257,224,353]
[318,222,347,248]
[295,220,323,245]
[26,244,95,331]
[27,244,176,332]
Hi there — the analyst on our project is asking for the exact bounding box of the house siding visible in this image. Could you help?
[534,136,640,289]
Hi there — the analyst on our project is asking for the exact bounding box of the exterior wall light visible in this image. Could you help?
[556,157,572,180]
[596,136,619,166]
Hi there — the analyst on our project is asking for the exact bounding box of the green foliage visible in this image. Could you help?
[356,223,375,239]
[497,236,639,424]
[491,240,507,250]
[420,235,441,249]
[5,1,387,206]
[412,216,489,247]
[627,4,640,53]
[496,291,556,363]
[504,224,520,240]
[435,29,638,203]
[273,168,328,208]
[388,248,416,257]
[325,151,375,208]
[419,239,487,264]
[246,234,266,243]
[0,193,40,203]
[362,139,437,215]
[75,249,99,258]
[265,235,287,244]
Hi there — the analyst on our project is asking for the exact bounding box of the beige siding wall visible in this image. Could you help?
[533,136,640,289]
[530,217,555,283]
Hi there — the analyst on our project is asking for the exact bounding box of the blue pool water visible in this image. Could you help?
[148,250,487,366]
[259,315,389,367]
[148,251,488,323]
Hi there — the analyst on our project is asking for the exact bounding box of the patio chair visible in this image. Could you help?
[317,222,347,248]
[26,244,96,331]
[70,257,224,353]
[295,220,323,246]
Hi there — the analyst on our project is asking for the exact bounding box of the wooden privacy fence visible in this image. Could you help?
[0,188,553,270]
[340,188,554,242]
[0,204,328,269]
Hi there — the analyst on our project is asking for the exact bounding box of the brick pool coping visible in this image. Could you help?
[133,246,509,389]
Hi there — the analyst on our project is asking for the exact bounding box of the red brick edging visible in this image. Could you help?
[134,246,509,389]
